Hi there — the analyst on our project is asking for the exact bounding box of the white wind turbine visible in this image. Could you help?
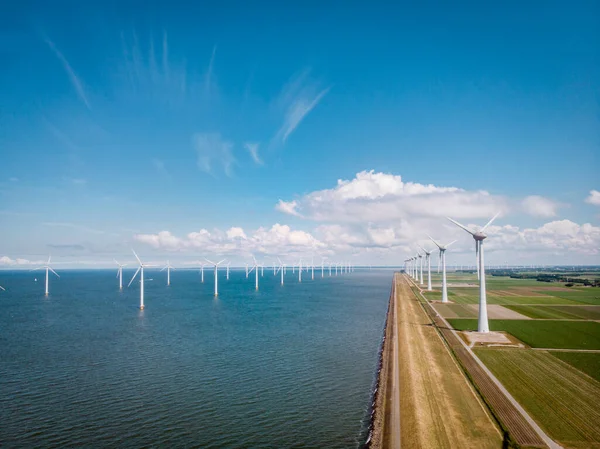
[200,263,205,283]
[32,256,59,296]
[161,260,175,286]
[321,258,325,278]
[205,258,226,296]
[417,252,424,285]
[114,259,127,290]
[298,259,303,282]
[418,246,435,291]
[447,213,500,333]
[428,236,456,304]
[226,262,231,280]
[328,262,332,276]
[248,257,260,290]
[311,257,315,280]
[128,250,153,310]
[277,257,286,285]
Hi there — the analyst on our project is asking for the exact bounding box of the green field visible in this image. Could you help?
[447,319,600,349]
[474,349,600,448]
[424,288,582,305]
[504,305,600,320]
[551,352,600,383]
[535,288,600,306]
[432,303,478,318]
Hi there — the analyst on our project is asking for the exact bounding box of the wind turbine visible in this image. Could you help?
[205,258,226,296]
[311,257,315,280]
[115,259,127,290]
[418,246,435,291]
[321,258,325,278]
[32,256,59,296]
[128,250,153,310]
[417,252,424,285]
[277,258,286,285]
[200,263,205,283]
[248,257,260,290]
[447,213,500,333]
[161,260,175,286]
[245,263,249,278]
[328,263,332,276]
[226,262,231,280]
[428,236,456,304]
[298,259,303,282]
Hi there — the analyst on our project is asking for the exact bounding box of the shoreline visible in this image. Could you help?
[364,275,396,448]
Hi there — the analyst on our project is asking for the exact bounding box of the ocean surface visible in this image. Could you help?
[0,268,392,448]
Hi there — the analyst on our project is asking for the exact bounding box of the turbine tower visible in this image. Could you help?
[418,246,435,291]
[417,252,424,285]
[248,257,260,290]
[161,260,175,286]
[447,213,499,333]
[298,259,303,282]
[226,262,231,280]
[428,236,456,304]
[115,259,127,290]
[128,250,151,310]
[200,263,205,283]
[32,256,59,296]
[205,258,226,296]
[277,258,286,285]
[311,258,315,280]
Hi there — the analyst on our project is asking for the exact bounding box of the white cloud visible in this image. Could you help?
[521,195,559,217]
[0,256,43,266]
[192,132,235,176]
[44,37,90,110]
[275,200,302,217]
[273,70,329,144]
[134,224,323,258]
[244,143,263,165]
[585,190,600,206]
[276,170,507,223]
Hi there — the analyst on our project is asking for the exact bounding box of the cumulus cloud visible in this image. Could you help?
[134,224,323,258]
[192,133,235,176]
[276,170,508,223]
[244,142,263,165]
[586,190,600,206]
[521,195,559,217]
[0,256,43,266]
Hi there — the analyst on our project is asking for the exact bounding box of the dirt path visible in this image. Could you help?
[394,274,502,448]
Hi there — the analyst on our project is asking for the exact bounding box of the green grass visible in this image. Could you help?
[503,305,583,320]
[535,288,600,306]
[447,319,600,349]
[474,349,600,447]
[432,303,478,318]
[551,352,600,383]
[550,306,600,320]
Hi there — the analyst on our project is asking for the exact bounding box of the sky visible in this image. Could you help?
[0,0,599,268]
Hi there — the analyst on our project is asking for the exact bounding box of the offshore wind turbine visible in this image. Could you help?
[249,257,260,290]
[205,258,226,296]
[328,263,332,276]
[114,259,127,290]
[200,263,205,283]
[447,213,500,333]
[298,259,303,282]
[161,260,175,286]
[321,258,325,278]
[428,236,456,304]
[418,246,435,291]
[32,256,59,296]
[277,258,286,285]
[128,250,152,310]
[311,258,315,280]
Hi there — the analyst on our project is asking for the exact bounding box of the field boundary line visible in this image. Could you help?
[407,274,563,449]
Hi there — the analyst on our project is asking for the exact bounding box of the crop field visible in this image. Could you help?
[447,319,600,349]
[551,352,600,383]
[474,349,600,449]
[430,303,478,318]
[534,288,600,306]
[503,305,600,320]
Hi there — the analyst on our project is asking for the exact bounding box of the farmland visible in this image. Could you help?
[504,305,600,320]
[551,352,600,383]
[447,319,600,350]
[474,349,600,449]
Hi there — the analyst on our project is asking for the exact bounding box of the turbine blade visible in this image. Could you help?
[446,240,457,248]
[427,235,442,249]
[217,259,226,265]
[48,255,51,264]
[0,285,5,291]
[128,267,141,287]
[132,249,142,265]
[49,267,60,278]
[205,258,215,265]
[481,212,500,232]
[114,259,119,266]
[160,266,166,271]
[447,217,476,235]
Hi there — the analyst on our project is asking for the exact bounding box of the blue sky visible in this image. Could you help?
[1,1,599,267]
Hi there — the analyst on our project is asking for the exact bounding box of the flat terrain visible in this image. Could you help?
[394,275,501,448]
[475,349,600,449]
[448,319,600,350]
[550,352,600,382]
[504,305,600,320]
